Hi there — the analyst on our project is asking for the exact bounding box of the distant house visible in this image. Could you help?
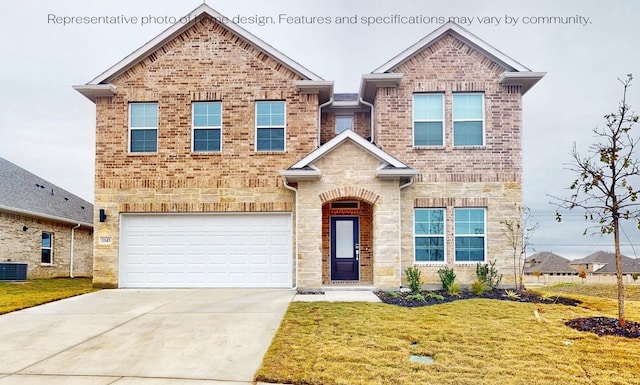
[570,251,640,276]
[0,157,93,279]
[524,252,577,276]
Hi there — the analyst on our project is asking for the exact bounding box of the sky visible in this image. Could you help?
[1,0,640,259]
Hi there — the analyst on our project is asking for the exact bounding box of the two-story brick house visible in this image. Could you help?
[74,4,543,289]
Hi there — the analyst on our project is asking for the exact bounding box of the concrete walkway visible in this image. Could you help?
[293,290,381,302]
[0,289,294,385]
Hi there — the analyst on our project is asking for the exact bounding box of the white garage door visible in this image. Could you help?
[119,213,292,288]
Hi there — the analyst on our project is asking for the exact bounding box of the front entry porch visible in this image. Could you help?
[322,200,373,285]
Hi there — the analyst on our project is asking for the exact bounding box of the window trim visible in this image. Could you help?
[128,102,158,154]
[453,208,487,263]
[191,101,222,153]
[335,115,354,134]
[413,93,445,147]
[452,92,485,147]
[41,232,53,265]
[255,100,286,152]
[413,208,446,264]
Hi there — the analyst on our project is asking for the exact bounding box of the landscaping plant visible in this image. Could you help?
[404,267,422,293]
[476,260,502,289]
[437,267,456,292]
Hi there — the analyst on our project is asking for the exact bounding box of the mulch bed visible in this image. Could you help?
[376,289,640,338]
[565,317,640,338]
[375,288,581,308]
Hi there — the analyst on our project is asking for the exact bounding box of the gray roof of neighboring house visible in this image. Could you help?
[0,157,93,226]
[525,252,576,274]
[570,251,640,274]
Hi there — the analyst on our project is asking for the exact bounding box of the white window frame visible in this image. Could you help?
[192,101,222,153]
[454,208,487,263]
[255,101,286,152]
[128,102,158,154]
[335,115,354,134]
[41,232,53,265]
[413,208,446,264]
[413,93,444,147]
[452,93,485,147]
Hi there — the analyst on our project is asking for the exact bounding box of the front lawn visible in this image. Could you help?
[256,288,640,385]
[0,278,98,314]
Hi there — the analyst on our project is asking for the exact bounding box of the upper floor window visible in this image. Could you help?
[414,209,446,263]
[453,93,484,146]
[335,116,354,134]
[454,208,486,262]
[192,102,222,152]
[256,101,285,151]
[413,93,444,146]
[129,102,158,153]
[42,232,53,264]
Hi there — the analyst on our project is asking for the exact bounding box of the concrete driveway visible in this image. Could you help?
[0,289,294,385]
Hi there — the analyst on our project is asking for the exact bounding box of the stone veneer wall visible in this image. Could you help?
[296,141,401,289]
[0,211,93,278]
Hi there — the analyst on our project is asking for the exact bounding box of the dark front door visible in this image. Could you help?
[330,217,360,281]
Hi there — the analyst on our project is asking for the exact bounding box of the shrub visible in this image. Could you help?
[406,293,426,302]
[438,267,456,292]
[405,267,422,293]
[470,279,490,295]
[633,273,639,282]
[476,260,503,289]
[447,282,461,296]
[426,292,445,301]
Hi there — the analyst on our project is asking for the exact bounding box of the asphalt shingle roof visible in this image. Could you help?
[0,157,93,225]
[570,251,640,274]
[525,252,576,274]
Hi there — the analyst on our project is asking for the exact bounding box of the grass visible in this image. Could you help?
[256,286,640,385]
[0,278,98,314]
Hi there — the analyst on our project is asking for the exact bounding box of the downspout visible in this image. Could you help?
[398,178,414,289]
[317,97,333,147]
[359,97,375,143]
[70,223,81,278]
[282,177,299,291]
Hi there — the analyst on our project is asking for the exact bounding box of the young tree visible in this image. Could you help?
[552,74,639,327]
[502,205,538,291]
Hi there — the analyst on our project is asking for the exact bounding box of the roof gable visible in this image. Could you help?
[0,157,93,226]
[367,22,544,95]
[77,4,322,90]
[281,130,417,181]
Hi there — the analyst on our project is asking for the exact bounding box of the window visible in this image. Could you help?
[335,116,354,133]
[453,93,484,146]
[413,93,444,146]
[42,232,53,264]
[454,208,486,262]
[256,101,285,151]
[414,209,445,262]
[129,102,158,153]
[192,102,221,152]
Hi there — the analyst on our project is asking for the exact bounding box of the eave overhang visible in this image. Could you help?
[499,72,546,95]
[359,73,404,103]
[0,205,93,228]
[72,84,117,103]
[294,80,334,104]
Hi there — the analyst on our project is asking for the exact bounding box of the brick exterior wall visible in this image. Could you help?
[320,111,371,144]
[89,17,528,289]
[92,16,319,287]
[0,212,93,278]
[371,33,524,285]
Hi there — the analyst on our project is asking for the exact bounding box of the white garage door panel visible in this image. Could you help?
[119,213,292,288]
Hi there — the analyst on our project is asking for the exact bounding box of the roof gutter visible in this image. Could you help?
[282,177,299,291]
[0,205,92,228]
[359,97,375,143]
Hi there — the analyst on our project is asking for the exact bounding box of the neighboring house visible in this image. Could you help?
[0,157,93,279]
[524,252,577,276]
[570,251,640,275]
[74,4,544,289]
